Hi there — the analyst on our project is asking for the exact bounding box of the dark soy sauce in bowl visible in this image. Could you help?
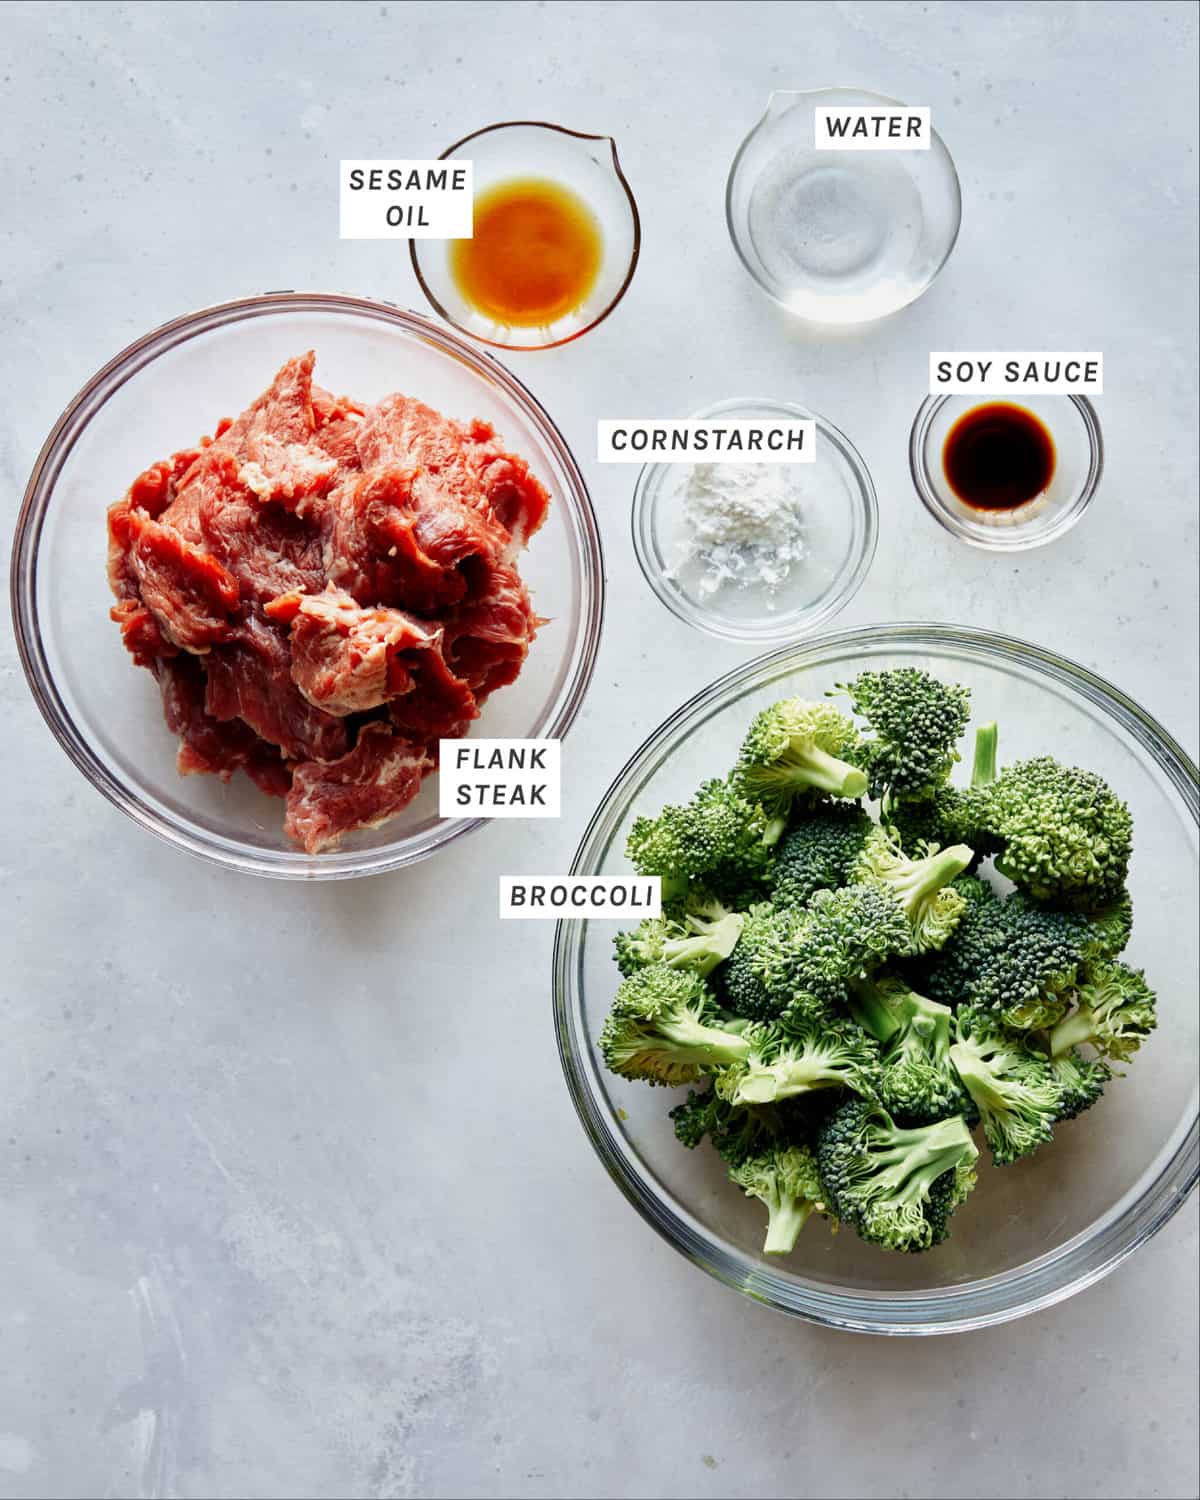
[943,402,1056,511]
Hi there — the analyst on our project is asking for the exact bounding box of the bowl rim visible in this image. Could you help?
[909,393,1104,552]
[629,396,879,643]
[724,86,963,324]
[552,620,1199,1334]
[409,119,642,351]
[9,290,605,880]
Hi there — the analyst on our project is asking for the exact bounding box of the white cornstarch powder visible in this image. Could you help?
[668,462,808,603]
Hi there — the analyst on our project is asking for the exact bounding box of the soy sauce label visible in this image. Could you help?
[930,352,1104,396]
[815,106,931,150]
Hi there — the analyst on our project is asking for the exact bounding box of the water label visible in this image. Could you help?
[597,419,815,464]
[439,739,560,817]
[499,876,662,919]
[930,353,1103,396]
[815,107,931,150]
[340,160,473,239]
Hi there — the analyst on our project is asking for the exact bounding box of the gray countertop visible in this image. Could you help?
[2,3,1197,1497]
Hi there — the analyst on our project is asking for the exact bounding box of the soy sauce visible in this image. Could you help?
[943,403,1056,511]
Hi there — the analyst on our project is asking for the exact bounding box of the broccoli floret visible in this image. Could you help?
[887,723,1002,857]
[598,966,757,1087]
[1047,1050,1111,1118]
[770,802,874,909]
[850,830,974,954]
[1005,889,1134,965]
[1048,959,1158,1064]
[625,777,776,901]
[816,1098,979,1253]
[973,757,1133,910]
[613,906,744,979]
[920,885,1096,1029]
[847,974,971,1123]
[716,1018,881,1107]
[836,669,971,805]
[949,1007,1067,1165]
[669,1085,778,1163]
[734,698,867,821]
[800,884,913,987]
[728,1143,833,1255]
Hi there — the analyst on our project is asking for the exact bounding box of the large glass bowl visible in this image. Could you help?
[554,623,1198,1333]
[10,292,604,879]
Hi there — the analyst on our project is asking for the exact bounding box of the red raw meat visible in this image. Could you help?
[266,587,452,717]
[285,722,434,854]
[204,612,347,763]
[106,353,550,850]
[129,512,240,651]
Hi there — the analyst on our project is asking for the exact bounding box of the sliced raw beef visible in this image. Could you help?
[204,612,347,763]
[285,723,434,854]
[266,587,448,717]
[106,353,550,851]
[129,513,240,651]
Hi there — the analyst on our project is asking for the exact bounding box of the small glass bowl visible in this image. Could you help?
[410,121,640,351]
[630,398,878,643]
[911,393,1103,550]
[10,292,604,879]
[726,88,962,324]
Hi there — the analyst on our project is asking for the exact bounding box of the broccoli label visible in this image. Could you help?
[500,877,662,919]
[439,738,560,818]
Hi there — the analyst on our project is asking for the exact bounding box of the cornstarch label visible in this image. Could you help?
[597,419,815,464]
[439,739,560,818]
[499,876,662,919]
[930,353,1104,396]
[815,106,931,150]
[340,159,473,239]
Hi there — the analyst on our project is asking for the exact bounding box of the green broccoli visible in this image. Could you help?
[728,1143,833,1255]
[973,757,1134,911]
[770,802,875,909]
[949,1007,1069,1165]
[1048,959,1157,1064]
[816,1097,979,1253]
[669,1085,778,1163]
[613,905,744,979]
[716,1018,881,1107]
[847,974,970,1123]
[733,698,867,824]
[849,830,974,954]
[836,668,971,805]
[888,722,1001,856]
[1047,1050,1111,1118]
[598,966,757,1087]
[625,777,777,902]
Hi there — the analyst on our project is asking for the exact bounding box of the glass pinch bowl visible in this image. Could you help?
[411,121,641,351]
[631,398,878,644]
[727,88,961,324]
[10,292,604,879]
[553,623,1198,1333]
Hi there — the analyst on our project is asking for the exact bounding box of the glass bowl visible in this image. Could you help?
[553,623,1198,1333]
[911,394,1103,551]
[726,89,962,324]
[10,292,604,879]
[630,398,878,643]
[410,121,640,351]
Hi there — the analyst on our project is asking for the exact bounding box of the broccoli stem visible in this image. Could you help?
[786,744,869,799]
[870,1115,977,1203]
[763,1196,814,1255]
[971,723,998,787]
[846,978,905,1046]
[659,1012,754,1069]
[890,844,974,918]
[732,1054,848,1105]
[1047,1006,1099,1057]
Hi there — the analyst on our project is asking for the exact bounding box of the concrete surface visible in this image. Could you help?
[1,3,1197,1497]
